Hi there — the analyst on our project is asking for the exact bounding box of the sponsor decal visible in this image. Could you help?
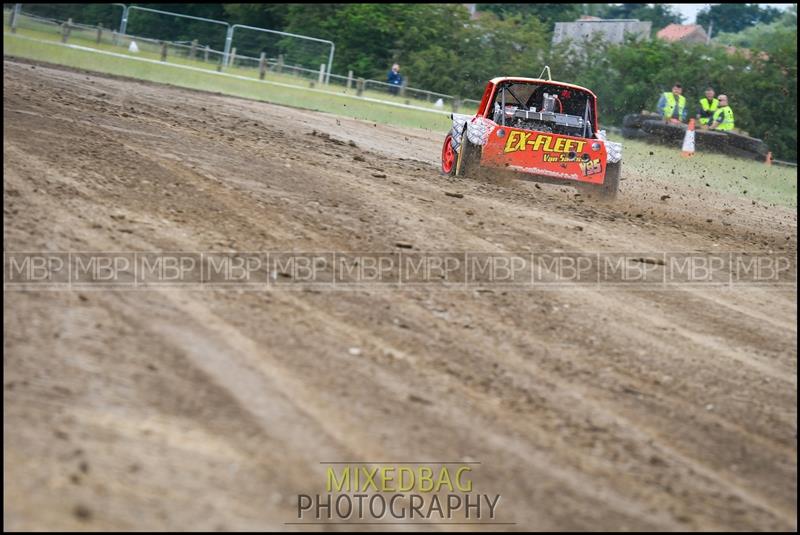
[503,131,586,156]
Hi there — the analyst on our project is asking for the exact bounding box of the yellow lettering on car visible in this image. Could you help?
[504,130,531,153]
[514,132,531,152]
[505,131,588,154]
[503,130,519,153]
[531,134,550,151]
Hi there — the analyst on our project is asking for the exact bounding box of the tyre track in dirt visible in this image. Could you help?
[4,59,796,530]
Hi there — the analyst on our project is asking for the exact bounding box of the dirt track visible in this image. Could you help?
[3,59,797,531]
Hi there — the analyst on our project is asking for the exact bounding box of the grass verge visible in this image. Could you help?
[623,138,796,208]
[3,33,452,132]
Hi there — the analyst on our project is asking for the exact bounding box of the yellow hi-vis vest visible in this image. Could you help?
[712,105,735,131]
[662,92,686,120]
[698,97,719,125]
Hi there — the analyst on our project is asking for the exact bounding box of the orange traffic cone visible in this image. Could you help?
[765,151,772,166]
[681,118,695,157]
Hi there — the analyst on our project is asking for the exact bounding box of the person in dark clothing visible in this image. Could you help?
[387,63,403,96]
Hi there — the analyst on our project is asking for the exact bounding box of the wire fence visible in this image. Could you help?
[5,8,480,114]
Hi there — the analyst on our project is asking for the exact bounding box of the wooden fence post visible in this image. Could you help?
[317,63,325,85]
[347,70,353,90]
[452,97,461,113]
[229,47,236,67]
[160,41,168,62]
[189,39,198,61]
[95,23,103,44]
[204,45,210,62]
[259,52,267,80]
[61,18,72,43]
[277,54,284,73]
[356,78,365,97]
[9,4,18,34]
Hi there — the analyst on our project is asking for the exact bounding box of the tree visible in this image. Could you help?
[477,4,584,32]
[280,4,470,82]
[713,5,797,49]
[18,3,130,31]
[407,12,550,98]
[697,4,784,35]
[223,4,287,30]
[600,4,684,33]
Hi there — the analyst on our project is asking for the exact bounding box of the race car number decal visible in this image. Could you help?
[579,158,602,176]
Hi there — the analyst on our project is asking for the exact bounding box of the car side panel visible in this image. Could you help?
[480,125,608,185]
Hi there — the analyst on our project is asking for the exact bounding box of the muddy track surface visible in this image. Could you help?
[3,59,797,531]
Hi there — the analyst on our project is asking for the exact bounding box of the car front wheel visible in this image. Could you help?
[441,134,456,175]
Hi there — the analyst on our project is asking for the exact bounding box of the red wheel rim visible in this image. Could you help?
[441,134,455,173]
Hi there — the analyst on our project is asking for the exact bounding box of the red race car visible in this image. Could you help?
[441,72,622,198]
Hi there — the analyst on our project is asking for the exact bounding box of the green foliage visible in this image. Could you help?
[222,3,287,31]
[124,4,230,48]
[279,4,470,80]
[598,3,684,33]
[697,3,784,34]
[476,4,583,31]
[713,5,797,49]
[406,12,550,97]
[707,5,797,160]
[19,3,232,48]
[12,3,125,29]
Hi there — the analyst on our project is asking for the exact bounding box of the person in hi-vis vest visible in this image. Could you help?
[657,83,687,124]
[697,87,719,128]
[709,94,735,131]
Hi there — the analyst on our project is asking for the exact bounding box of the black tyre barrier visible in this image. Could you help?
[620,115,769,161]
[621,127,649,140]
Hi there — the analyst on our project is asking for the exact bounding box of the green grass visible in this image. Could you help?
[4,33,453,132]
[5,13,470,114]
[4,29,796,208]
[622,138,796,208]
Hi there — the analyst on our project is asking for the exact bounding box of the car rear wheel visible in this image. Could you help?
[579,161,620,199]
[598,161,620,199]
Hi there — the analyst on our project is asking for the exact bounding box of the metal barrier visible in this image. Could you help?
[121,5,229,55]
[225,24,334,84]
